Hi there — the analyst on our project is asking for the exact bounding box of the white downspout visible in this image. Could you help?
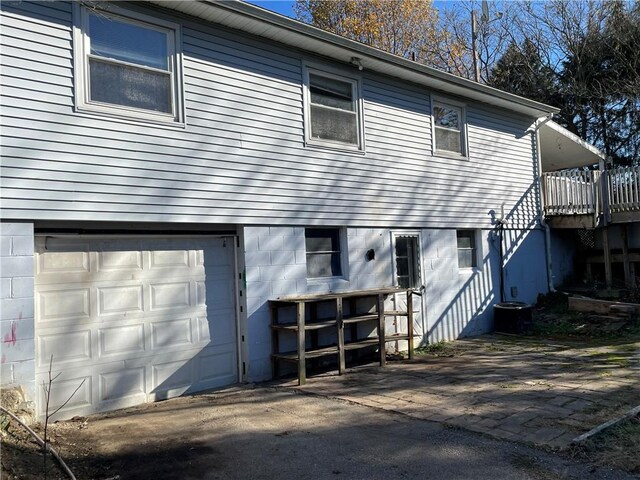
[534,117,556,292]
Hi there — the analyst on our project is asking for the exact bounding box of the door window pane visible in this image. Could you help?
[395,236,420,289]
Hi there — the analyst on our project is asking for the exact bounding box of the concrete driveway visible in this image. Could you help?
[47,385,633,480]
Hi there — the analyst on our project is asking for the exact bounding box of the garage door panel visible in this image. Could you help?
[37,287,91,323]
[35,236,238,419]
[38,329,92,367]
[97,285,144,316]
[199,309,237,344]
[98,323,145,357]
[36,373,93,418]
[196,350,236,386]
[149,282,192,311]
[99,368,146,402]
[149,250,191,269]
[150,318,194,350]
[97,250,143,272]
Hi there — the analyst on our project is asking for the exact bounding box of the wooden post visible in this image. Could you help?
[622,225,634,287]
[602,227,613,289]
[336,297,345,375]
[296,301,306,385]
[407,290,414,360]
[377,293,386,367]
[270,303,279,379]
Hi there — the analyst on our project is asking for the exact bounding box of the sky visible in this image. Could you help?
[246,1,460,19]
[247,1,296,17]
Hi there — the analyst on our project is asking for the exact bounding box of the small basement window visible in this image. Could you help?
[433,102,466,156]
[456,230,478,269]
[74,5,183,124]
[305,228,343,278]
[304,67,363,150]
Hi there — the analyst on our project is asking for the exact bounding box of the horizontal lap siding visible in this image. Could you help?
[0,1,539,229]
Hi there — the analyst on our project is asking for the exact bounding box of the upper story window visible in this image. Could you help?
[304,66,364,151]
[433,101,466,157]
[74,5,183,124]
[456,230,478,269]
[305,228,344,278]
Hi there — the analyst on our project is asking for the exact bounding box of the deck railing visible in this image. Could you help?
[542,169,601,215]
[608,165,640,213]
[542,165,640,219]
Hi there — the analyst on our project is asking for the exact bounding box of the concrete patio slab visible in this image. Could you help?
[286,334,640,450]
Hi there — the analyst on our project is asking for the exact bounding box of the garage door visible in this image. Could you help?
[34,236,238,419]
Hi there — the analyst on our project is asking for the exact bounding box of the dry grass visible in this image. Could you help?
[576,414,640,474]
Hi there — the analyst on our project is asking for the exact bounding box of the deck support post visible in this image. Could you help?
[296,301,306,385]
[602,227,613,289]
[622,225,635,288]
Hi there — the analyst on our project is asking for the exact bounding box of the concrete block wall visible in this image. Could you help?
[242,225,549,381]
[1,222,35,401]
[242,226,394,381]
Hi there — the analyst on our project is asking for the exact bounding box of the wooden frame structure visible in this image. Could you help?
[270,287,414,385]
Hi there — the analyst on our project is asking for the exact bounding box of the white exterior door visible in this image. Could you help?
[391,233,426,344]
[34,236,238,419]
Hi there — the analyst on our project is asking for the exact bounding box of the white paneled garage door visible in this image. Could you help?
[34,236,238,419]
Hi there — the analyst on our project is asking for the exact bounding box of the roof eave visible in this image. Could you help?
[147,0,560,118]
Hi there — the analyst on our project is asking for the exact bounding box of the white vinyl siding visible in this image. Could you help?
[73,4,183,124]
[1,1,539,230]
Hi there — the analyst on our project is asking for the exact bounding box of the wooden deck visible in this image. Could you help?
[543,165,640,228]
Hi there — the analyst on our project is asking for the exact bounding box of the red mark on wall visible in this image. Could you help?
[1,354,6,364]
[3,322,17,346]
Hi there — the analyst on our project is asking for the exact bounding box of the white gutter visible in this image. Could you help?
[534,118,555,292]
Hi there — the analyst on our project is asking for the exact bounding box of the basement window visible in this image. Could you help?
[456,230,478,269]
[305,228,344,278]
[74,5,183,125]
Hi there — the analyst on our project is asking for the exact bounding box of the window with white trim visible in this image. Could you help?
[74,6,182,124]
[433,102,466,156]
[305,228,344,278]
[304,67,363,150]
[456,230,478,269]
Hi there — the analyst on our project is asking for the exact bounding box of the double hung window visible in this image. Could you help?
[304,67,363,150]
[433,102,466,156]
[75,6,182,123]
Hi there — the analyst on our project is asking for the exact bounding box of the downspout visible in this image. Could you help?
[534,117,556,293]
